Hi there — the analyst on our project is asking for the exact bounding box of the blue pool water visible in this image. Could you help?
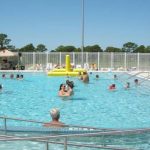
[0,72,150,129]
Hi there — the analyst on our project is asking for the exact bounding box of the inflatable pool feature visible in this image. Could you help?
[48,55,86,76]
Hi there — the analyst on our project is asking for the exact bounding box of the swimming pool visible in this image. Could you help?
[0,72,150,129]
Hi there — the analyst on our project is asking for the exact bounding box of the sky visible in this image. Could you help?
[0,0,150,51]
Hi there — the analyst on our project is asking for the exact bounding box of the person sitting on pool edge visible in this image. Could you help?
[58,83,73,96]
[43,108,66,127]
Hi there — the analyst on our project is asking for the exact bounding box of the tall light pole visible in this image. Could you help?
[81,0,84,68]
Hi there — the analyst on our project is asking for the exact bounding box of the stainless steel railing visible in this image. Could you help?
[0,133,135,150]
[0,116,105,131]
[0,116,149,150]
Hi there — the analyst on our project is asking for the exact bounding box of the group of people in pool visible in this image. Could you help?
[0,74,24,92]
[1,74,24,80]
[108,75,139,91]
[45,73,141,127]
[58,80,74,96]
[58,71,90,97]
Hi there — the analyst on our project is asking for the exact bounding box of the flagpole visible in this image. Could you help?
[81,0,84,68]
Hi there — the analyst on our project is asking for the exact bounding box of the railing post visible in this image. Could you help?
[98,52,100,70]
[4,117,7,131]
[59,52,62,67]
[137,52,140,71]
[64,137,67,150]
[46,142,49,150]
[111,52,114,69]
[33,52,35,69]
[46,52,49,64]
[124,52,127,71]
[73,52,75,65]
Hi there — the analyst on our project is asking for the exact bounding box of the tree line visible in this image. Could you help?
[0,33,150,53]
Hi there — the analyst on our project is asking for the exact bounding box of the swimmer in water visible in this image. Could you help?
[134,79,139,85]
[20,74,24,80]
[43,108,66,127]
[95,74,99,79]
[10,74,14,79]
[114,74,118,80]
[2,74,6,79]
[0,84,3,91]
[58,84,72,97]
[124,82,130,89]
[109,84,116,91]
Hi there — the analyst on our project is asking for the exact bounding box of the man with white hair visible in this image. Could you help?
[43,108,66,127]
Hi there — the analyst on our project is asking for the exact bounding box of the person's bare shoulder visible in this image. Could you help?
[43,122,68,127]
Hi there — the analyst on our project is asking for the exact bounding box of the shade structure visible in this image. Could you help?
[0,49,16,57]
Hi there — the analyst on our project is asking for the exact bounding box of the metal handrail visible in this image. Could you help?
[0,116,44,124]
[127,71,149,80]
[0,127,150,141]
[0,115,115,131]
[0,134,136,150]
[0,116,148,150]
[118,71,150,86]
[32,140,135,150]
[0,116,150,136]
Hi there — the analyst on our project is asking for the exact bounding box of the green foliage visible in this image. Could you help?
[54,45,103,52]
[7,45,16,51]
[19,43,35,52]
[145,46,150,53]
[122,42,138,52]
[105,47,121,52]
[0,33,11,50]
[1,33,150,53]
[55,45,76,52]
[84,45,103,52]
[36,44,47,52]
[133,45,146,53]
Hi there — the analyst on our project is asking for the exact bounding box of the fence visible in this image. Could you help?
[19,52,150,71]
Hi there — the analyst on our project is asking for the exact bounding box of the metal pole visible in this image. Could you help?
[60,52,62,67]
[46,142,49,150]
[46,52,48,65]
[124,53,127,71]
[33,52,35,69]
[73,52,75,65]
[81,0,84,68]
[98,52,100,70]
[111,52,113,69]
[17,50,20,72]
[64,137,67,150]
[137,52,140,71]
[4,118,7,131]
